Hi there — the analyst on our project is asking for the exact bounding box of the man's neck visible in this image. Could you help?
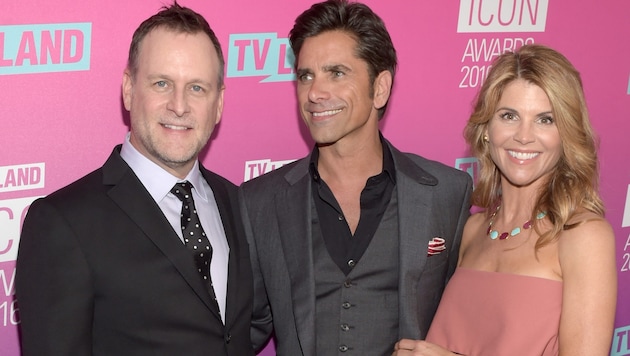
[316,134,383,185]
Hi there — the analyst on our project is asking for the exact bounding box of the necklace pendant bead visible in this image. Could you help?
[486,205,547,241]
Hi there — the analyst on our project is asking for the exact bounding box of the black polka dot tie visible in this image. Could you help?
[171,182,217,302]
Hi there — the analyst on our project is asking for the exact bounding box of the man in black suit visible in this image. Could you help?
[15,3,253,355]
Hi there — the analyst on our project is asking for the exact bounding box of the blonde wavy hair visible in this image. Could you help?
[464,44,604,249]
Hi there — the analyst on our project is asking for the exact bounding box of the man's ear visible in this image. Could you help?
[373,70,393,110]
[214,85,225,125]
[122,69,133,111]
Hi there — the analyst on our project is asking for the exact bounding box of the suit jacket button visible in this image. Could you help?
[339,345,349,352]
[224,332,232,344]
[343,280,352,288]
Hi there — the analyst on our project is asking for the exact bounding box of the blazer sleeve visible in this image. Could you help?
[238,187,274,352]
[16,198,93,356]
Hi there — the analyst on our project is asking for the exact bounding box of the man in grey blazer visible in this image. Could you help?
[239,0,473,355]
[16,3,253,355]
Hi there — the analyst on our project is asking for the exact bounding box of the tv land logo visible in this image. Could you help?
[613,324,630,356]
[0,163,44,194]
[244,158,296,182]
[0,23,91,75]
[457,0,549,33]
[227,33,295,83]
[455,157,479,187]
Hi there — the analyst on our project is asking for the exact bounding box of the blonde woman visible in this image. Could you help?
[394,44,616,356]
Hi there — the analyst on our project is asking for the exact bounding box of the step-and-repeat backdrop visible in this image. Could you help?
[2,0,629,354]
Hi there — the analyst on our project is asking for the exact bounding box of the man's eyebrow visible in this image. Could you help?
[296,68,312,77]
[322,64,351,73]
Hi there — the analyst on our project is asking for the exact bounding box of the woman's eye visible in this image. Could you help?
[538,116,554,125]
[500,112,515,120]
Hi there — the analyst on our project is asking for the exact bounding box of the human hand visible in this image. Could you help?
[392,339,460,356]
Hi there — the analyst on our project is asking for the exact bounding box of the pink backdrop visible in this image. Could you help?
[1,1,629,354]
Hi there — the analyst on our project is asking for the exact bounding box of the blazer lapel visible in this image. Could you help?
[388,144,439,338]
[102,149,219,318]
[276,159,317,356]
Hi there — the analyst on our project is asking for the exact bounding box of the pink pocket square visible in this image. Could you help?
[427,237,446,256]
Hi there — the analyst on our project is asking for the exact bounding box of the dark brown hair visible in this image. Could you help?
[289,0,397,118]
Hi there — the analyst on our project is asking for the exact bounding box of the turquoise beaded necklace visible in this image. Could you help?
[487,205,547,240]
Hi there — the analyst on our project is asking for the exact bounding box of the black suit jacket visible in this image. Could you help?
[15,146,253,356]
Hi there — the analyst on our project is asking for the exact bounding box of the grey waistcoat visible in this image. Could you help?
[312,187,400,355]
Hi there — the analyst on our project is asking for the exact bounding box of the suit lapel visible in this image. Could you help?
[388,144,439,338]
[396,171,435,336]
[276,159,317,356]
[102,149,220,318]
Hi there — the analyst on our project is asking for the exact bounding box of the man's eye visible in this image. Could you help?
[155,80,167,88]
[191,85,203,92]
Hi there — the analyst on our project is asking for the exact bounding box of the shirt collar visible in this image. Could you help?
[119,133,208,203]
[308,133,396,184]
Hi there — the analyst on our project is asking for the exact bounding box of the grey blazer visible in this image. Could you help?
[239,140,472,356]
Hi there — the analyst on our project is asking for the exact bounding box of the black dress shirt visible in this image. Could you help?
[310,137,396,275]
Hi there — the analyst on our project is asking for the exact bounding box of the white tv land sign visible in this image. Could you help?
[0,163,45,193]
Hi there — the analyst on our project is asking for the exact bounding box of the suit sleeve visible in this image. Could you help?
[447,174,473,281]
[238,187,274,352]
[16,198,93,356]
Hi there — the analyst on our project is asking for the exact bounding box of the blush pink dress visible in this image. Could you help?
[426,268,562,356]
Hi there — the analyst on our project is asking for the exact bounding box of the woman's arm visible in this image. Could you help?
[558,217,617,355]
